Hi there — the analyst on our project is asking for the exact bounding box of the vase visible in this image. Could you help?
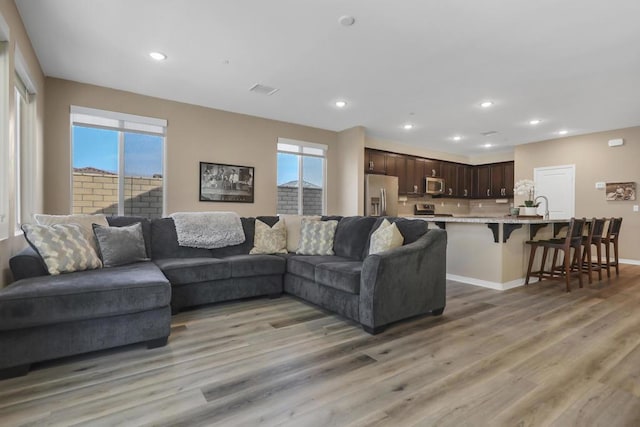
[522,206,538,216]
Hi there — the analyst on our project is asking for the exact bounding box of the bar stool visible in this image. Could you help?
[580,217,606,283]
[525,217,585,292]
[601,217,623,278]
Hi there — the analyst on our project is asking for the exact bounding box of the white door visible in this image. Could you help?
[534,165,575,219]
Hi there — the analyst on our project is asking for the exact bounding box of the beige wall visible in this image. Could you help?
[336,126,365,215]
[44,78,352,218]
[0,0,45,286]
[515,126,640,262]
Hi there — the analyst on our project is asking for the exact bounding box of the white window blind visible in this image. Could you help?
[71,106,167,136]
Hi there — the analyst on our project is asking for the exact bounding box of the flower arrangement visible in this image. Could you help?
[513,179,538,207]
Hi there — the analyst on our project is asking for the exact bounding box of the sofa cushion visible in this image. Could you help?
[0,262,170,331]
[366,217,429,254]
[34,213,109,254]
[93,222,149,267]
[107,216,152,259]
[297,219,338,255]
[151,218,213,259]
[154,257,231,285]
[368,219,404,255]
[315,262,362,294]
[286,255,354,281]
[250,219,287,254]
[225,254,286,278]
[332,216,377,260]
[209,216,280,257]
[22,223,103,275]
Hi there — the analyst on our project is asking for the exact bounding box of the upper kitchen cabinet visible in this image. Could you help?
[456,164,472,198]
[423,159,442,178]
[441,162,457,197]
[385,153,407,194]
[490,162,515,198]
[473,165,492,198]
[364,149,386,174]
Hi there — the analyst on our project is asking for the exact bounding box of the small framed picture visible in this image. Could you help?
[199,162,254,203]
[605,182,636,201]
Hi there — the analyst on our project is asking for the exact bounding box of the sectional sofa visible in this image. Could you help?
[1,215,447,379]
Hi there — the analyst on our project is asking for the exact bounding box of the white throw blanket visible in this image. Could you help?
[170,212,245,249]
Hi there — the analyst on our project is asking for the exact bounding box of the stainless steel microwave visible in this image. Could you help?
[425,177,445,195]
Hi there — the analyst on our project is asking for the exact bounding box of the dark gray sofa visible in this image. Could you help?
[2,214,446,379]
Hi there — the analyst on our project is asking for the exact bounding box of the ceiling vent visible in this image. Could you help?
[481,130,498,136]
[249,83,279,96]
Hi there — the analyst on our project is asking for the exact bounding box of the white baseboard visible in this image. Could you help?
[446,274,534,291]
[620,258,640,266]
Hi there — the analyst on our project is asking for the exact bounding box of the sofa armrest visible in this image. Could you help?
[9,246,49,281]
[359,228,447,330]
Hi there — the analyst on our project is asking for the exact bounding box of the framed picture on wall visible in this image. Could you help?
[199,162,254,203]
[605,182,636,201]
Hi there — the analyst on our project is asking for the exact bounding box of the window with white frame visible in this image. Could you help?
[71,106,166,219]
[13,46,38,231]
[0,40,8,239]
[276,138,327,215]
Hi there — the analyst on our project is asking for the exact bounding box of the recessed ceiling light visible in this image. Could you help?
[558,129,569,135]
[483,143,493,148]
[453,136,462,141]
[335,100,347,108]
[149,51,167,61]
[403,124,414,130]
[529,119,542,125]
[480,101,493,108]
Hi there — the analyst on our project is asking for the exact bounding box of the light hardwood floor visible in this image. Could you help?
[2,265,640,426]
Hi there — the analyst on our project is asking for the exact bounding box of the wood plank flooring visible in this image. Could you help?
[2,265,640,426]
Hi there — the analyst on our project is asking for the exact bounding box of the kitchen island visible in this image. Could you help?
[406,216,570,290]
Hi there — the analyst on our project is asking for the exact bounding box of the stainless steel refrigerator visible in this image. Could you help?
[365,174,399,216]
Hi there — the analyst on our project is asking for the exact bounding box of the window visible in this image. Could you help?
[71,106,166,219]
[0,39,8,239]
[14,47,37,231]
[277,138,327,215]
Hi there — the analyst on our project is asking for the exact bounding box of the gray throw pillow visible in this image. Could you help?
[93,222,149,267]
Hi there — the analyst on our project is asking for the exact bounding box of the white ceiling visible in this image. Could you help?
[15,0,640,155]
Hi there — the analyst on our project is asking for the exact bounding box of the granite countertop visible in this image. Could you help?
[401,215,570,224]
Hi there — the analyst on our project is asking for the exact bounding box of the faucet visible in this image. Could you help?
[534,195,550,220]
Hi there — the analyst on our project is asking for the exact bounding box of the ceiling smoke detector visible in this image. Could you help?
[249,84,279,96]
[339,15,355,26]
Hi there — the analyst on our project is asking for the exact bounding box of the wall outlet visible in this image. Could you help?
[595,182,606,190]
[634,205,639,212]
[478,203,483,208]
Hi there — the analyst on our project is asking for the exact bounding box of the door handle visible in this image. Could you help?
[464,189,468,197]
[487,189,490,197]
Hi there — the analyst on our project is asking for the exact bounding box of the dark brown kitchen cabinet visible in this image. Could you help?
[423,159,441,178]
[364,149,386,174]
[441,162,457,197]
[456,164,472,198]
[385,153,407,194]
[473,165,492,198]
[490,162,515,198]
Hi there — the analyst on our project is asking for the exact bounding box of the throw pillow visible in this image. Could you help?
[296,219,338,255]
[22,223,102,275]
[34,213,109,254]
[93,222,149,267]
[279,214,321,252]
[249,219,288,254]
[369,219,404,255]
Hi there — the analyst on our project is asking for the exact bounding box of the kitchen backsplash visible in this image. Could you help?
[397,195,513,217]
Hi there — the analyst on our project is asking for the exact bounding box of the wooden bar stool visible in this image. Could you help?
[580,217,606,283]
[601,217,623,278]
[525,217,585,292]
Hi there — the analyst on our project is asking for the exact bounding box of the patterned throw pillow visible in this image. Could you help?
[93,222,149,267]
[22,223,102,275]
[34,213,109,254]
[250,219,288,254]
[369,219,404,255]
[296,219,338,255]
[278,214,321,252]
